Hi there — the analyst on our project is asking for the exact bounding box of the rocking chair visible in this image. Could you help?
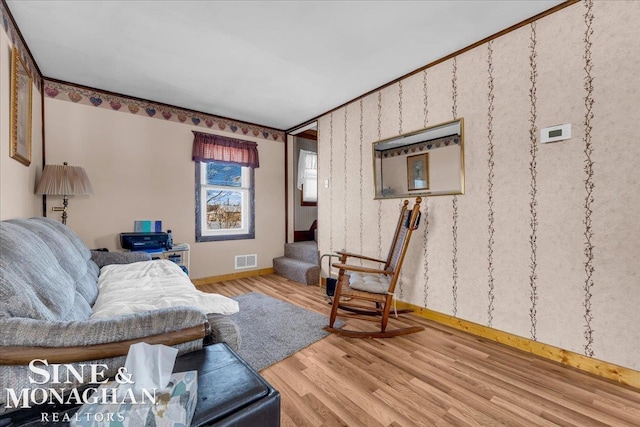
[325,197,425,338]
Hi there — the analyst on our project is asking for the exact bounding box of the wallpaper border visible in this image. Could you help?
[376,135,460,159]
[43,79,285,142]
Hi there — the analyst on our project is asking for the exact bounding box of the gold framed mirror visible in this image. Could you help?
[10,45,33,166]
[373,118,464,199]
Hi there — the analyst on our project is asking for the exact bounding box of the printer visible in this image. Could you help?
[120,232,169,251]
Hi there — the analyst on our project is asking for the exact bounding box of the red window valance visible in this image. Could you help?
[192,131,260,168]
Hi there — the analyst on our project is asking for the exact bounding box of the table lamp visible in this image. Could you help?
[35,162,94,225]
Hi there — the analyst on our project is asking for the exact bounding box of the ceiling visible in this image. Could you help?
[6,1,564,131]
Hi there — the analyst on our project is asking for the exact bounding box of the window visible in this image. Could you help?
[196,161,254,241]
[297,149,317,205]
[192,131,259,241]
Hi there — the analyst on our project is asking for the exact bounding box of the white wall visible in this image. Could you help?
[44,98,284,279]
[0,24,43,220]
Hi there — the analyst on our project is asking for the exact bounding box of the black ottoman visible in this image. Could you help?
[173,343,280,427]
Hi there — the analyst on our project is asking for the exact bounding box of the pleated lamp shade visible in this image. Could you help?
[36,163,94,196]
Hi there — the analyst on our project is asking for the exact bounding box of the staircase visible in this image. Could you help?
[273,241,319,285]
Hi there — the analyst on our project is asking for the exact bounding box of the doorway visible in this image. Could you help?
[287,122,317,243]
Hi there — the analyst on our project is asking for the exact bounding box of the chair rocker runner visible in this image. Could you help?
[325,197,425,338]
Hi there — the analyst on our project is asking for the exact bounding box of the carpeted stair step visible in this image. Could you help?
[284,241,319,265]
[273,256,319,286]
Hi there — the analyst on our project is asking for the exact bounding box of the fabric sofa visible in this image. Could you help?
[0,217,241,413]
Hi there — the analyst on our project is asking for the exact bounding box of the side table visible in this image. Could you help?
[136,243,190,276]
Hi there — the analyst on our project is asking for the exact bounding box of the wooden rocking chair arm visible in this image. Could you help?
[335,251,386,264]
[332,263,393,275]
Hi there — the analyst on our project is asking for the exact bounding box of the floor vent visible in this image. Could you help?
[235,254,257,269]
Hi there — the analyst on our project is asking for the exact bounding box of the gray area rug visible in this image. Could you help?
[230,292,341,372]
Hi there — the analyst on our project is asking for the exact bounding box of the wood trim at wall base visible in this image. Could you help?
[192,268,274,286]
[396,300,640,390]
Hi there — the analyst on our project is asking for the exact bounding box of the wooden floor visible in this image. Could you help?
[199,274,640,427]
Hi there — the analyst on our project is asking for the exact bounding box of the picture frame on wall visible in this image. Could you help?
[10,45,33,166]
[407,153,429,191]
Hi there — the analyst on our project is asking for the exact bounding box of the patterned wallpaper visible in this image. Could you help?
[317,0,640,371]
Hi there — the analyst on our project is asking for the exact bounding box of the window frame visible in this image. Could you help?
[297,149,317,206]
[195,161,255,242]
[301,170,318,205]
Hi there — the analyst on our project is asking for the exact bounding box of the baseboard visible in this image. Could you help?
[192,268,274,286]
[396,300,640,389]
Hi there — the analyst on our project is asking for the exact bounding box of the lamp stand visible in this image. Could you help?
[52,195,69,225]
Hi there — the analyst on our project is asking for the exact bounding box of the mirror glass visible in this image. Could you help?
[373,118,464,199]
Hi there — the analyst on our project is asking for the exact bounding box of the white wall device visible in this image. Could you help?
[541,124,571,144]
